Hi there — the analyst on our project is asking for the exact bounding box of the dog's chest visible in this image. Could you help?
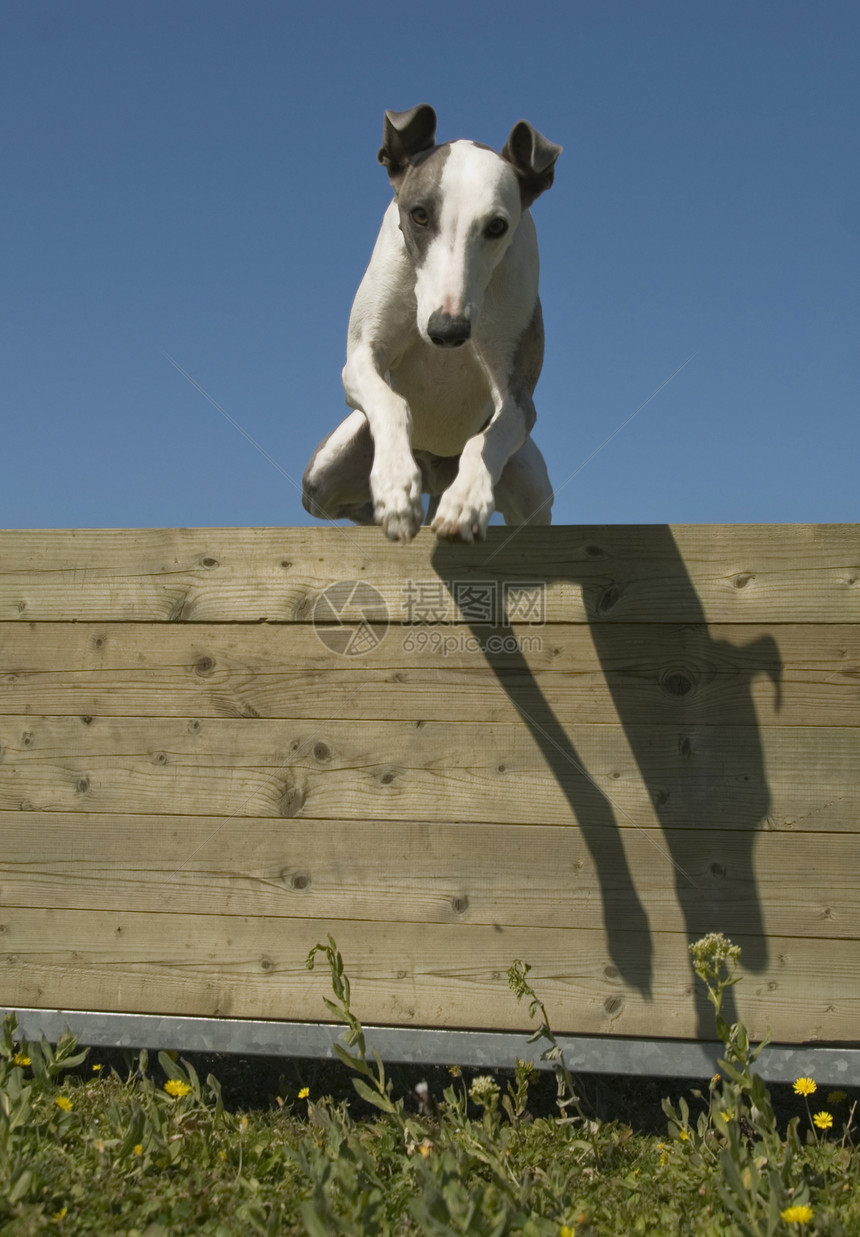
[388,342,493,457]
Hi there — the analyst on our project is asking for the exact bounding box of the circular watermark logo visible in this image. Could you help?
[312,580,389,656]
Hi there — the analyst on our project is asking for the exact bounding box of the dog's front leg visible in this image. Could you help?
[432,366,534,543]
[342,346,424,542]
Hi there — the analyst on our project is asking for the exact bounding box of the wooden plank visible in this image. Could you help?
[1,525,858,624]
[1,811,856,942]
[1,715,856,832]
[2,907,857,1041]
[2,622,856,726]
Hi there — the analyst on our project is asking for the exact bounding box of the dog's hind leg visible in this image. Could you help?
[302,410,376,524]
[494,436,553,526]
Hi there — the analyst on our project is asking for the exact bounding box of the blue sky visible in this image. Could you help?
[3,0,858,530]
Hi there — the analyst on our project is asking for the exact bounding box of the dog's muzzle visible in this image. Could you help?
[427,311,471,349]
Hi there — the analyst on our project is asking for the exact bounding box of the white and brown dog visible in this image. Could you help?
[302,104,561,542]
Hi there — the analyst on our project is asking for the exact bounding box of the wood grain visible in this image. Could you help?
[2,525,858,623]
[2,622,856,726]
[0,715,855,832]
[0,811,855,941]
[1,524,857,1046]
[2,907,856,1041]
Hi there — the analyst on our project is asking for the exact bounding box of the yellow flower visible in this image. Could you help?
[827,1090,847,1104]
[560,1228,575,1237]
[164,1079,191,1098]
[92,1063,102,1072]
[679,1129,690,1141]
[298,1087,310,1099]
[52,1206,68,1221]
[813,1111,833,1130]
[55,1096,73,1111]
[13,1053,31,1067]
[793,1077,816,1096]
[133,1144,143,1156]
[780,1204,813,1224]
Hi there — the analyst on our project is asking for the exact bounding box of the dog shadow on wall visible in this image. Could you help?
[431,525,782,1036]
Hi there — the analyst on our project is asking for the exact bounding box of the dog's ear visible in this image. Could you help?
[378,105,437,187]
[502,121,562,208]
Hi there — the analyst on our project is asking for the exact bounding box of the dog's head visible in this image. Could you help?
[378,105,561,348]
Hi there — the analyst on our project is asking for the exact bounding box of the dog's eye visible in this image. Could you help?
[485,217,509,239]
[410,206,430,226]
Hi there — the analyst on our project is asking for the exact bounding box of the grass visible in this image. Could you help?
[1,934,857,1236]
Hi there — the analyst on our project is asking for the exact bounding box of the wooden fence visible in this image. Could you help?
[1,524,858,1049]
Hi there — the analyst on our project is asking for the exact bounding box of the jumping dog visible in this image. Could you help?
[302,104,561,542]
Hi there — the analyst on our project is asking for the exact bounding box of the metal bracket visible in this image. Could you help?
[4,1008,859,1085]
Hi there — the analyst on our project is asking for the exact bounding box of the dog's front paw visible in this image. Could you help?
[371,463,424,542]
[431,472,495,543]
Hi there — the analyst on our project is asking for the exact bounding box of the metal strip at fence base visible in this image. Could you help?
[4,1008,859,1086]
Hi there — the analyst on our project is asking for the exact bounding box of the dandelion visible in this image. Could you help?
[13,1053,31,1067]
[55,1096,73,1111]
[298,1087,310,1099]
[793,1077,816,1096]
[827,1089,847,1104]
[780,1204,814,1224]
[164,1079,191,1098]
[813,1111,833,1130]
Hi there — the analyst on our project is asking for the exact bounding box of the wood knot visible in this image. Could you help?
[313,742,331,763]
[585,544,606,559]
[289,872,311,891]
[597,584,621,615]
[733,572,755,589]
[710,862,727,879]
[21,731,34,747]
[81,715,94,726]
[604,965,619,979]
[200,556,219,569]
[380,771,396,785]
[153,751,168,766]
[661,670,693,696]
[678,736,692,758]
[76,776,90,794]
[279,783,304,817]
[195,656,215,676]
[451,895,469,915]
[260,956,274,972]
[604,996,624,1016]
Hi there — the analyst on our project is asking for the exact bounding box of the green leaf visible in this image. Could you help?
[300,1200,338,1237]
[157,1052,191,1086]
[8,1167,34,1205]
[350,1076,397,1114]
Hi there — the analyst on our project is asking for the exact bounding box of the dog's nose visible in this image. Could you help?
[428,311,471,348]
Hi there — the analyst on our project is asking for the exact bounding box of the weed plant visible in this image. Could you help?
[0,934,857,1235]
